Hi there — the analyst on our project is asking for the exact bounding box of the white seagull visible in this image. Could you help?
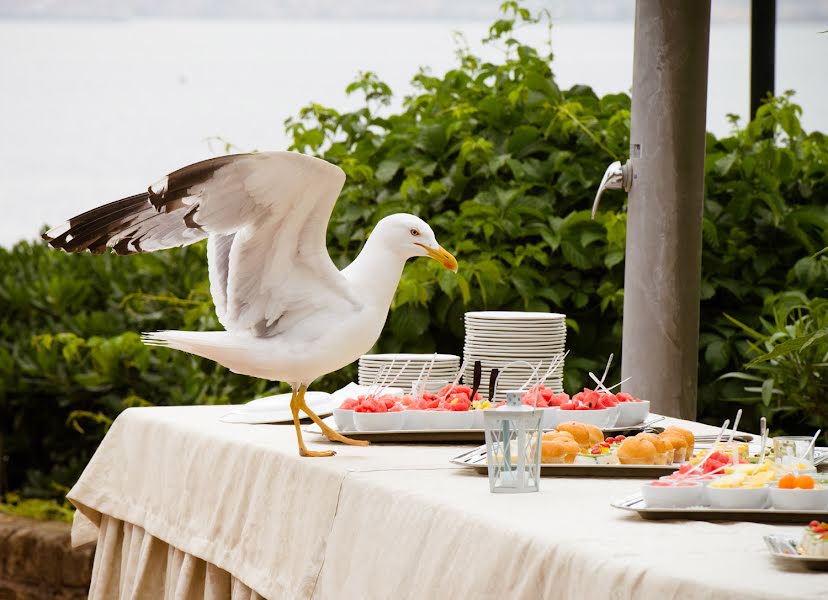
[43,151,458,456]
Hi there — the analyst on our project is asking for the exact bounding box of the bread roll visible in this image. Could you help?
[660,432,689,463]
[555,422,591,449]
[541,438,580,464]
[583,423,604,446]
[636,433,672,465]
[663,427,695,454]
[543,430,575,442]
[617,437,657,465]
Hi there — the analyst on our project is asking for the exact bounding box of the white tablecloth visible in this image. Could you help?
[69,406,827,599]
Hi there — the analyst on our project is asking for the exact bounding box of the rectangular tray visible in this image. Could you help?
[304,416,668,444]
[449,445,679,477]
[764,535,828,571]
[612,494,828,523]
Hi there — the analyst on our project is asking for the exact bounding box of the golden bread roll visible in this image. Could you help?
[555,422,591,449]
[663,427,695,454]
[583,423,604,446]
[660,432,689,463]
[617,437,657,465]
[636,433,672,464]
[541,438,580,464]
[543,430,575,442]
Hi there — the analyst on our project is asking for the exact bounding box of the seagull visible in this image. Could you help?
[43,151,458,457]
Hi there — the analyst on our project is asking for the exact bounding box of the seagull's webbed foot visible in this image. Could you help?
[297,385,370,448]
[290,386,337,457]
[299,447,336,458]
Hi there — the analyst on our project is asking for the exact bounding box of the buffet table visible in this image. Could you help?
[68,406,824,600]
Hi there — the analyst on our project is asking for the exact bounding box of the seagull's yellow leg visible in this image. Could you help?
[296,386,369,447]
[290,386,336,457]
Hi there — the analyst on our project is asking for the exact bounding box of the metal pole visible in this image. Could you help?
[621,1,711,419]
[750,0,776,117]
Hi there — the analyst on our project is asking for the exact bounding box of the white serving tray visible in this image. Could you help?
[304,415,666,444]
[449,445,681,477]
[612,493,828,523]
[764,535,828,571]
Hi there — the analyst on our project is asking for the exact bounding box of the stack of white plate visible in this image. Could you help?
[463,311,567,401]
[358,353,461,394]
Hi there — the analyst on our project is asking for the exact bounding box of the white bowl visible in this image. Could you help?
[641,481,704,508]
[332,408,354,431]
[706,485,769,509]
[472,410,486,429]
[555,407,618,429]
[769,485,828,511]
[539,407,560,429]
[615,400,650,427]
[402,409,429,430]
[352,411,405,432]
[420,410,474,430]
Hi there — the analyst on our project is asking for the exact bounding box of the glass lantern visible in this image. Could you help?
[483,391,542,493]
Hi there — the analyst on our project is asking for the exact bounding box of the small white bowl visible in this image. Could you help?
[402,409,429,430]
[420,410,474,430]
[472,410,486,429]
[555,407,618,429]
[352,411,405,432]
[615,400,650,427]
[769,486,828,511]
[332,408,355,432]
[538,407,561,429]
[641,481,704,508]
[706,485,769,509]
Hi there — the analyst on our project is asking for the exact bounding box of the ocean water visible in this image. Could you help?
[1,19,825,246]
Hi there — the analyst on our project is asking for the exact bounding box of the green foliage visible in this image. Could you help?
[0,492,74,523]
[719,291,828,441]
[1,3,827,509]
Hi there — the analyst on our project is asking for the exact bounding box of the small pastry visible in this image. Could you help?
[617,437,657,465]
[543,430,576,442]
[583,423,604,447]
[541,438,580,464]
[636,433,672,465]
[660,431,689,463]
[555,422,591,449]
[663,427,695,454]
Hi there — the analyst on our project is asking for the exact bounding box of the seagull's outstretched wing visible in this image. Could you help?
[44,151,358,336]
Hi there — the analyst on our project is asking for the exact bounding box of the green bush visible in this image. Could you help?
[1,3,826,499]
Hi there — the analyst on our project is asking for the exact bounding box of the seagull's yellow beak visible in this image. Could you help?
[416,243,458,273]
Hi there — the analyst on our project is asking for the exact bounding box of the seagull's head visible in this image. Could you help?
[374,213,458,272]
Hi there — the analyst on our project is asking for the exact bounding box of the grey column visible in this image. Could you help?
[621,1,711,419]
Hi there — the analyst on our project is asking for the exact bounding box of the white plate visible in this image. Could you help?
[465,311,566,320]
[220,391,336,424]
[360,353,459,361]
[764,535,828,570]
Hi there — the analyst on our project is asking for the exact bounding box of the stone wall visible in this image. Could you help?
[0,514,93,600]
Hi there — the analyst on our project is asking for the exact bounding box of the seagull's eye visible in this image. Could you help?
[410,228,420,236]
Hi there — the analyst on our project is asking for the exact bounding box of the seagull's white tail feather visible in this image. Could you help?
[141,330,246,366]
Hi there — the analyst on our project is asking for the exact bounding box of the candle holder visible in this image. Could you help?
[483,390,542,493]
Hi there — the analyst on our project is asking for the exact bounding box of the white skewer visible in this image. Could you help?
[588,372,613,394]
[376,358,412,396]
[420,353,439,394]
[366,364,391,397]
[727,409,743,443]
[603,376,632,392]
[537,350,568,388]
[440,358,470,399]
[369,362,396,398]
[600,353,614,385]
[518,360,544,392]
[758,417,768,464]
[685,419,730,475]
[805,429,822,461]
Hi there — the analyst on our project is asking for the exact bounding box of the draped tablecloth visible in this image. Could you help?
[68,406,826,600]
